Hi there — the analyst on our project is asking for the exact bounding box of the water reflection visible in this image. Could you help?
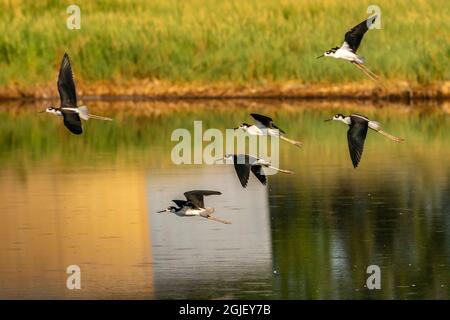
[0,165,153,299]
[148,166,272,299]
[0,100,448,299]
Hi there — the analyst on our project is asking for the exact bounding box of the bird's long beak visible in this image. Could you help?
[214,157,226,164]
[38,110,46,113]
[316,54,324,59]
[324,118,332,122]
[156,209,167,213]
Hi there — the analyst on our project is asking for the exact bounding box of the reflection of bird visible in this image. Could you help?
[325,114,404,168]
[317,15,379,81]
[40,53,112,135]
[157,190,231,224]
[220,154,293,188]
[235,113,303,147]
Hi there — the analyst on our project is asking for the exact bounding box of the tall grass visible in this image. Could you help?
[0,0,448,86]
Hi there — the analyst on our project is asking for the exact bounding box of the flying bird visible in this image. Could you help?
[157,190,231,224]
[325,114,404,168]
[317,15,379,81]
[235,113,303,147]
[219,154,293,188]
[40,53,112,134]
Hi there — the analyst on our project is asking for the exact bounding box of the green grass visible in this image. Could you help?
[0,0,448,87]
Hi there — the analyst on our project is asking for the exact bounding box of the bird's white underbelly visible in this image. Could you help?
[175,207,205,217]
[247,126,280,136]
[368,120,381,131]
[333,49,360,62]
[246,126,264,135]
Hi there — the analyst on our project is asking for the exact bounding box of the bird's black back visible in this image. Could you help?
[184,190,221,209]
[172,199,188,208]
[250,113,286,134]
[58,53,78,108]
[344,15,377,53]
[251,113,273,126]
[347,116,369,168]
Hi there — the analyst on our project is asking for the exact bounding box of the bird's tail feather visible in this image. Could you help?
[88,114,113,121]
[378,130,404,143]
[207,215,232,224]
[280,135,303,148]
[78,105,112,121]
[78,106,90,120]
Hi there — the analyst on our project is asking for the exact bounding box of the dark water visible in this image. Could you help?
[0,100,448,299]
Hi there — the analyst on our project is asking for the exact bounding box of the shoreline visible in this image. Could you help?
[0,80,448,102]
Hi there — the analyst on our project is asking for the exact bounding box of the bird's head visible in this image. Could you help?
[317,47,339,59]
[157,206,177,213]
[39,106,60,116]
[324,114,349,124]
[215,153,233,164]
[234,123,251,131]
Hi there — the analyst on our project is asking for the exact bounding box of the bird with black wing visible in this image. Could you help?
[317,15,379,81]
[218,154,293,188]
[40,53,112,135]
[157,190,231,224]
[325,114,404,168]
[234,113,303,148]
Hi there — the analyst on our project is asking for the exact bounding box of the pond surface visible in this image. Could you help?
[0,100,449,299]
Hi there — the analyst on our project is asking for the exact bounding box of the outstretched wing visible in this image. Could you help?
[61,109,82,135]
[184,190,221,208]
[347,116,368,168]
[251,165,267,185]
[250,113,285,134]
[57,53,77,108]
[233,154,253,188]
[344,15,377,53]
[250,113,273,126]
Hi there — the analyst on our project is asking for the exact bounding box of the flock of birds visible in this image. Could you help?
[41,15,404,225]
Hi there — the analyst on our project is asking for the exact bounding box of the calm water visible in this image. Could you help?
[0,100,449,299]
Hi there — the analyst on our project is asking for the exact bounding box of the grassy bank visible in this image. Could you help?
[0,0,448,97]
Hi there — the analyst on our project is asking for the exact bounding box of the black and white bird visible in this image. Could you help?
[219,154,293,188]
[40,53,112,135]
[317,15,379,81]
[235,113,303,147]
[157,190,231,224]
[325,114,404,168]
